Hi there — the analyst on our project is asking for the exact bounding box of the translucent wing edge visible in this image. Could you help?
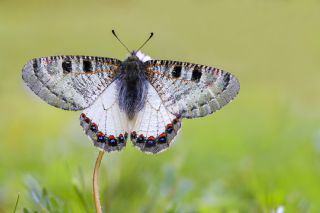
[130,117,182,154]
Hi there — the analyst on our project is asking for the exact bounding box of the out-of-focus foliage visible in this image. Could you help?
[1,0,320,212]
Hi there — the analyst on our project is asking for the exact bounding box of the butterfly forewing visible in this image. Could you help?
[144,60,240,118]
[22,56,121,110]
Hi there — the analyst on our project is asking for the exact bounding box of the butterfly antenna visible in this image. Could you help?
[136,32,154,52]
[112,30,131,53]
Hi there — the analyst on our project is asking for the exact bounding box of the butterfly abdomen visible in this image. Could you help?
[117,57,148,120]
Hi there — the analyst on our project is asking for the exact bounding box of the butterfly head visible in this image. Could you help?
[122,51,146,71]
[124,51,140,62]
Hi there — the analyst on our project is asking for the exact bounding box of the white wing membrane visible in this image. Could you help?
[145,60,240,118]
[80,81,129,152]
[22,56,121,110]
[80,82,181,154]
[130,82,181,154]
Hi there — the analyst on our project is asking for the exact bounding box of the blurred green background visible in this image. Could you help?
[1,0,320,212]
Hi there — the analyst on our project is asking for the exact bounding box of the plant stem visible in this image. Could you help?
[93,151,105,213]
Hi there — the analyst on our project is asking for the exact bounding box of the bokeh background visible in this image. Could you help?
[1,0,320,212]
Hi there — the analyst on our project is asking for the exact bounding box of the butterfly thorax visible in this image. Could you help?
[116,55,148,120]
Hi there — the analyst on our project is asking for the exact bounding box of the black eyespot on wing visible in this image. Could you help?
[137,134,145,143]
[146,136,156,147]
[172,65,182,78]
[83,60,92,73]
[62,60,72,73]
[32,60,38,70]
[108,135,117,146]
[222,73,231,91]
[191,67,202,82]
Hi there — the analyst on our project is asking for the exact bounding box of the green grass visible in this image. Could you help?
[1,0,320,212]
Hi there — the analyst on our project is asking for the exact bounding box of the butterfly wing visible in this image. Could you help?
[80,81,180,154]
[80,81,129,152]
[145,60,240,118]
[130,82,181,154]
[22,56,121,110]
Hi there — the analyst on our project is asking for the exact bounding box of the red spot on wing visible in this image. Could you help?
[97,132,104,137]
[84,117,91,123]
[159,133,167,138]
[147,136,156,141]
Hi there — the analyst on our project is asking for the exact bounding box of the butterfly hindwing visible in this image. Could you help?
[80,81,181,154]
[130,82,181,154]
[80,81,129,152]
[22,56,121,111]
[145,60,240,118]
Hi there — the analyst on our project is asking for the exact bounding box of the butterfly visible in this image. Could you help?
[22,31,240,154]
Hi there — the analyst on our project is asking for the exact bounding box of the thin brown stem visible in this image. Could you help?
[93,151,105,213]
